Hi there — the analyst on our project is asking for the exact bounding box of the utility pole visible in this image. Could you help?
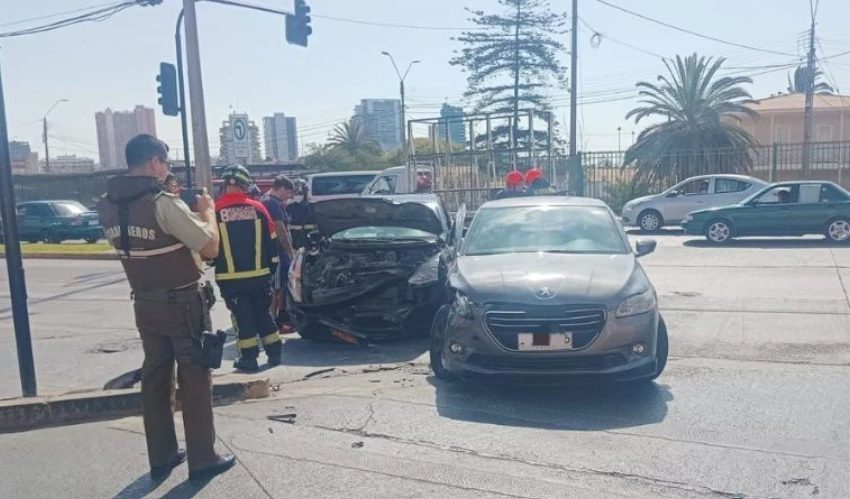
[42,98,68,174]
[381,51,419,169]
[0,54,37,397]
[569,0,580,194]
[182,0,212,192]
[617,126,622,152]
[801,13,817,177]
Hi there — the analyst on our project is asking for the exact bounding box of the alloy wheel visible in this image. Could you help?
[639,211,660,232]
[707,221,731,243]
[828,219,850,242]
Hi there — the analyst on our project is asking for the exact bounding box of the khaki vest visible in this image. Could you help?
[98,175,202,292]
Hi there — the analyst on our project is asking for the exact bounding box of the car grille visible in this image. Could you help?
[466,353,626,372]
[484,305,606,350]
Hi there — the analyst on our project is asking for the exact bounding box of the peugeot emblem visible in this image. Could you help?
[535,286,555,300]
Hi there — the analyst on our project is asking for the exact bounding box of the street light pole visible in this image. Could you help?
[42,98,68,174]
[381,51,419,167]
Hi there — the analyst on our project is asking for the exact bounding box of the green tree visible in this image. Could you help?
[450,0,567,148]
[786,64,834,94]
[327,119,381,153]
[624,54,758,185]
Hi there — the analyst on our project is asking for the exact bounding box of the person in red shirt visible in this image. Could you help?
[213,165,282,372]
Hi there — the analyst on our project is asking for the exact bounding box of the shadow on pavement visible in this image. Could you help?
[626,228,684,236]
[112,474,210,499]
[684,238,842,249]
[431,377,671,431]
[274,337,429,368]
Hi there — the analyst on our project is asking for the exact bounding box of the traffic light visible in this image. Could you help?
[156,62,179,117]
[285,0,312,47]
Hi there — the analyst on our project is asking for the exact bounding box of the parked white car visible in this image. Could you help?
[362,165,434,195]
[306,171,379,203]
[621,174,768,232]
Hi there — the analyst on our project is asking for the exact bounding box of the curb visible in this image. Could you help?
[0,376,269,434]
[0,253,118,261]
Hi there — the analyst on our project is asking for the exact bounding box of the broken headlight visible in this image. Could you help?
[408,254,440,286]
[451,290,474,319]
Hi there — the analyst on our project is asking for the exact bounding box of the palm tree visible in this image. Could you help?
[624,54,758,185]
[786,64,834,94]
[327,119,381,153]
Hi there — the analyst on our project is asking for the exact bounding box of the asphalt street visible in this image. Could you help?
[1,232,850,497]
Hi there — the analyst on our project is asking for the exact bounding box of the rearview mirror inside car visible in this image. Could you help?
[635,239,657,257]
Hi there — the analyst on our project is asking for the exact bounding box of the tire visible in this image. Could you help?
[637,209,663,232]
[825,218,850,243]
[704,219,733,245]
[646,316,669,381]
[42,229,61,244]
[294,318,331,342]
[429,305,454,380]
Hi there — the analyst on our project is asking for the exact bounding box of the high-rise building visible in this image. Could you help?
[95,106,157,170]
[352,99,402,151]
[40,154,95,173]
[9,141,39,174]
[437,103,466,146]
[263,113,299,161]
[218,112,261,165]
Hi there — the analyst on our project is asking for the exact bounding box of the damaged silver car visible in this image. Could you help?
[287,195,451,342]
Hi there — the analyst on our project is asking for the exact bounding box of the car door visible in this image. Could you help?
[713,178,755,206]
[732,185,797,236]
[663,178,713,222]
[18,203,52,240]
[786,183,832,234]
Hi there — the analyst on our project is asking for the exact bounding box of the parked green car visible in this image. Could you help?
[16,200,103,244]
[682,181,850,244]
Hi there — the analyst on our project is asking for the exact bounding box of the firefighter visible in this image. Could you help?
[496,171,526,199]
[214,165,283,372]
[525,168,557,195]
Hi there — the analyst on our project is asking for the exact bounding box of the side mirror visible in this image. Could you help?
[666,190,679,198]
[635,239,657,257]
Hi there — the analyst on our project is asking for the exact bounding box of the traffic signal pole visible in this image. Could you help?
[175,0,307,192]
[0,53,37,397]
[175,10,192,188]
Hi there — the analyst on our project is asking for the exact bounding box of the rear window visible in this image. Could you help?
[820,184,850,203]
[53,202,88,217]
[312,175,376,196]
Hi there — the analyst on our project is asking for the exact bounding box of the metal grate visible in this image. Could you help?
[484,305,606,351]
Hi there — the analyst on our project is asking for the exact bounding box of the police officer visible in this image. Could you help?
[98,134,235,481]
[214,165,283,372]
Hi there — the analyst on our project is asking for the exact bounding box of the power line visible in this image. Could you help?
[0,1,124,28]
[0,1,139,38]
[594,0,797,57]
[578,17,663,59]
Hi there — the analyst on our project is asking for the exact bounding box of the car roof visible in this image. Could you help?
[481,196,610,209]
[308,170,379,178]
[360,193,442,205]
[19,199,79,205]
[682,174,765,182]
[770,180,843,187]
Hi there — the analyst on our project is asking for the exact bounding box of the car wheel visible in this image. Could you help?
[704,219,732,244]
[294,319,331,342]
[825,218,850,243]
[429,305,454,380]
[637,210,663,232]
[84,236,100,244]
[646,316,669,381]
[42,229,61,244]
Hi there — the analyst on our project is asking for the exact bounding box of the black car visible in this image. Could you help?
[287,195,452,342]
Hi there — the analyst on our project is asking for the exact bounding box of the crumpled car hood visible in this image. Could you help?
[453,252,641,304]
[312,197,444,236]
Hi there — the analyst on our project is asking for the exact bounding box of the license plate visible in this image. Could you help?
[88,220,98,226]
[331,330,359,345]
[518,332,573,351]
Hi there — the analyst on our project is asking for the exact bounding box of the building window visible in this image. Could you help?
[816,124,833,142]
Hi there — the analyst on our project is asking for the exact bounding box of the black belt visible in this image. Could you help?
[133,282,201,304]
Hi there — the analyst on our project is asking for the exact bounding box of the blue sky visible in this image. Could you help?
[2,0,849,161]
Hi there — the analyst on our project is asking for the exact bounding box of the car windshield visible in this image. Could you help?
[331,226,438,242]
[312,175,376,196]
[462,205,627,256]
[53,201,88,217]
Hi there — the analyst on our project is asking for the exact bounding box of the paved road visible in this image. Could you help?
[1,233,850,497]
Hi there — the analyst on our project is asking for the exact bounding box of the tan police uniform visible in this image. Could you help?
[98,174,218,472]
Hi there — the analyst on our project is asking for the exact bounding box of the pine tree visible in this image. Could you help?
[450,0,568,148]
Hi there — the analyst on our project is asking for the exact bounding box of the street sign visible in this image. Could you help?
[231,116,249,159]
